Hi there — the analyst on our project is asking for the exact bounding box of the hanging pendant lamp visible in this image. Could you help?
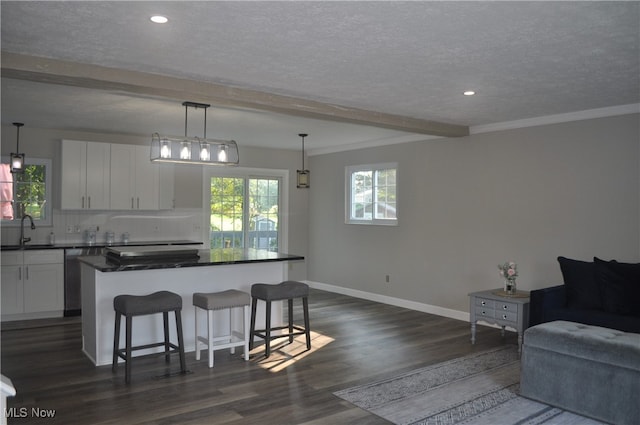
[151,102,239,166]
[296,133,310,188]
[10,122,25,174]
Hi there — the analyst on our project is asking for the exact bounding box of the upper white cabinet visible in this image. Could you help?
[61,141,173,211]
[61,140,111,210]
[110,144,174,210]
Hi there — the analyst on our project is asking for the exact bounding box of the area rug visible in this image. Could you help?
[334,346,605,425]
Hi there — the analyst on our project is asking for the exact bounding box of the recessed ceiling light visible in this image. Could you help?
[150,15,168,24]
[463,90,476,96]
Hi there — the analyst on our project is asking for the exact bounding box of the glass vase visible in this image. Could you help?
[504,279,516,295]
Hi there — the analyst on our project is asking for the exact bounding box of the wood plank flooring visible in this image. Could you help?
[1,288,517,424]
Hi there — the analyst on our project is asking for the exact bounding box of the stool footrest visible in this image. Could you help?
[253,324,307,341]
[115,342,181,361]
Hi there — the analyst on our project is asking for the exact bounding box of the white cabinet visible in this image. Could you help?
[1,250,64,321]
[110,144,174,210]
[0,253,24,315]
[61,140,111,210]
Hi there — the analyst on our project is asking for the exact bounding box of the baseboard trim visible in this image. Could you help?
[304,280,470,323]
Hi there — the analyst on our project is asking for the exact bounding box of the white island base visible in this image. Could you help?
[81,261,287,366]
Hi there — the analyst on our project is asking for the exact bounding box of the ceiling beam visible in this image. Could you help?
[1,52,469,138]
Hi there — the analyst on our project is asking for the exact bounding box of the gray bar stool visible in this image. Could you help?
[193,289,251,367]
[112,291,186,383]
[249,281,311,358]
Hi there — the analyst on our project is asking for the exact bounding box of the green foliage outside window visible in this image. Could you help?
[15,164,47,219]
[1,163,48,221]
[209,176,280,250]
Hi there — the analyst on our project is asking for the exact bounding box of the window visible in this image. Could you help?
[206,169,284,251]
[346,163,397,225]
[0,158,52,226]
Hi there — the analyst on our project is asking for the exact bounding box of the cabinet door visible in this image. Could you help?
[23,264,64,313]
[85,142,111,209]
[109,144,136,209]
[134,145,159,210]
[61,140,88,209]
[1,265,24,315]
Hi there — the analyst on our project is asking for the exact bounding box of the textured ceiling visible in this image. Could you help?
[1,1,639,153]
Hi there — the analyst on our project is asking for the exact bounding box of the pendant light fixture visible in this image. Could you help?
[151,102,239,166]
[296,133,310,188]
[10,122,25,174]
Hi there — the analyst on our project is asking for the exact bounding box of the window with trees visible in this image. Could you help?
[346,163,397,225]
[0,158,52,226]
[208,174,281,251]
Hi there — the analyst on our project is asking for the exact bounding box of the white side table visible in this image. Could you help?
[468,289,530,353]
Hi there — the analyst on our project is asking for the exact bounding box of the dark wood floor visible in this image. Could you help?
[1,288,517,424]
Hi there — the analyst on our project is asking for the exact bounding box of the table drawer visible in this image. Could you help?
[495,301,518,313]
[495,310,518,323]
[475,298,495,309]
[475,306,495,319]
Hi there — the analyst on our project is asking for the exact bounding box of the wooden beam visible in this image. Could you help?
[1,52,469,137]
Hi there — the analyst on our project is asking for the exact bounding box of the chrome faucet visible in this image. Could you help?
[19,214,36,247]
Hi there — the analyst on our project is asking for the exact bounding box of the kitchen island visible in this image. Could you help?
[79,247,304,366]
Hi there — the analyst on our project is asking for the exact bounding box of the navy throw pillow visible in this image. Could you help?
[594,257,640,317]
[557,256,601,310]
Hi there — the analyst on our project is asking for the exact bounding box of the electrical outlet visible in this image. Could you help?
[385,274,390,283]
[66,225,74,234]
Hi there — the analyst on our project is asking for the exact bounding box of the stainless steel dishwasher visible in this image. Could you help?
[64,247,103,316]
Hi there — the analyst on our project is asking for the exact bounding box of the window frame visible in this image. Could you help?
[345,162,398,226]
[1,157,53,227]
[202,167,289,251]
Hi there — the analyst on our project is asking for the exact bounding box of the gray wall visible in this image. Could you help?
[307,114,640,312]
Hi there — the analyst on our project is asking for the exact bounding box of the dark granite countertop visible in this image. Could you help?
[0,240,203,251]
[78,248,304,272]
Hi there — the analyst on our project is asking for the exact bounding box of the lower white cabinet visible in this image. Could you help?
[1,250,64,321]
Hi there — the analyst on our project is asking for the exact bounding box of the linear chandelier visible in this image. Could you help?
[151,101,239,166]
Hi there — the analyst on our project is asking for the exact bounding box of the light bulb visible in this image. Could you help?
[160,140,171,158]
[200,143,210,161]
[217,145,228,162]
[180,142,191,160]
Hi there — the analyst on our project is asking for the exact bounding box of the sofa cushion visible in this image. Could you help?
[557,256,601,310]
[595,257,640,317]
[542,307,640,333]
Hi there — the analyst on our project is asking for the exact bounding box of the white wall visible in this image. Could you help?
[307,114,640,313]
[0,127,309,280]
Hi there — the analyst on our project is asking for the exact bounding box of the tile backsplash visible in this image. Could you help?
[1,208,205,246]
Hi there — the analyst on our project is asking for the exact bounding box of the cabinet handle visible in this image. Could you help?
[88,196,91,209]
[18,267,22,281]
[502,314,508,320]
[481,301,486,306]
[503,305,508,310]
[82,196,85,209]
[131,197,134,209]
